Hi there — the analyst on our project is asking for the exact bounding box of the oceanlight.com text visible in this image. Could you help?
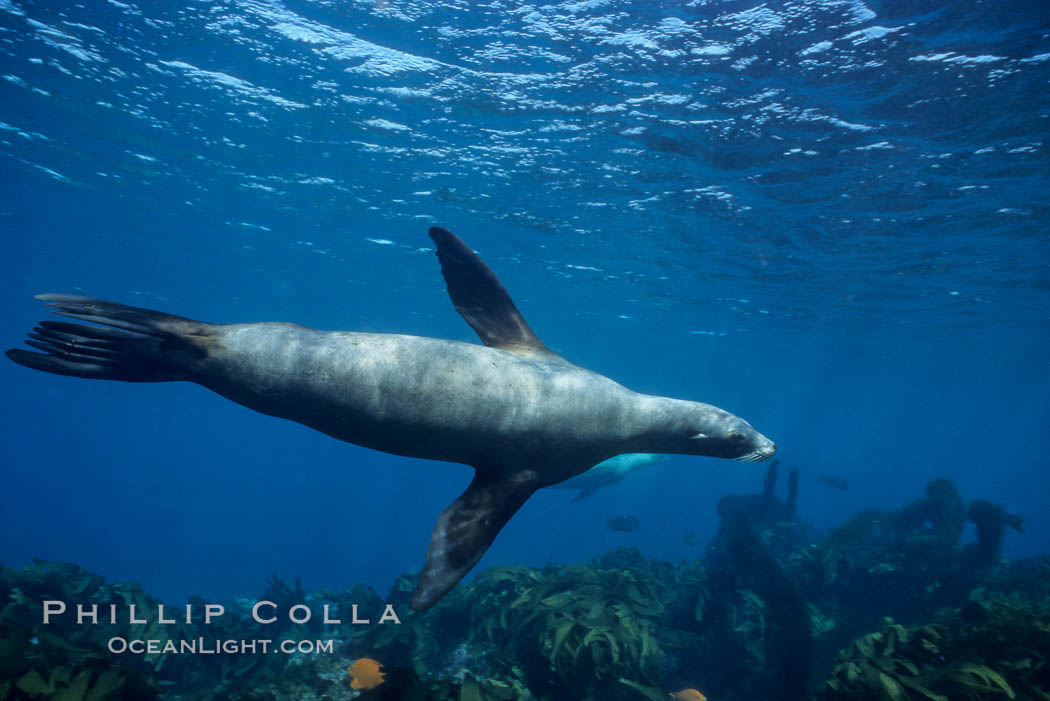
[108,637,336,655]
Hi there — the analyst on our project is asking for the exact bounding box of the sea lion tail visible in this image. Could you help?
[6,294,211,382]
[411,471,540,611]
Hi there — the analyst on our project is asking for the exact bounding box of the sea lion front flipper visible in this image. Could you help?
[429,227,551,353]
[411,470,540,611]
[570,486,600,503]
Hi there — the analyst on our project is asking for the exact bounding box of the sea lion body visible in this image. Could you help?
[200,324,747,481]
[7,227,775,609]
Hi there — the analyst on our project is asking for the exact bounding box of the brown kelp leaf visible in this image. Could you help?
[602,631,622,664]
[949,665,1015,698]
[878,671,905,701]
[477,566,528,585]
[976,666,1015,698]
[482,680,519,701]
[896,674,949,701]
[694,592,706,622]
[550,621,575,661]
[16,669,54,695]
[854,634,876,659]
[883,625,905,656]
[919,625,943,642]
[618,678,665,701]
[509,588,535,608]
[55,668,92,701]
[508,609,542,639]
[499,606,510,632]
[585,601,606,621]
[459,677,483,701]
[863,662,884,689]
[640,627,653,661]
[85,670,125,701]
[37,631,82,654]
[51,666,73,686]
[894,660,918,676]
[540,591,576,609]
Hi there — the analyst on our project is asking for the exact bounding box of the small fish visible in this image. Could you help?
[818,474,851,491]
[348,657,385,690]
[683,531,699,547]
[607,514,640,532]
[669,689,707,701]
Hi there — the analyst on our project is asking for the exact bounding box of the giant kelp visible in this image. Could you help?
[362,550,675,700]
[463,558,666,699]
[0,561,159,701]
[818,598,1050,699]
[0,477,1039,701]
[0,563,358,701]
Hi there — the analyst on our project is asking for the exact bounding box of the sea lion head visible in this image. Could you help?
[675,402,777,462]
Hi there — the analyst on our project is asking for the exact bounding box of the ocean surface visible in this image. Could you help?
[1,0,1047,608]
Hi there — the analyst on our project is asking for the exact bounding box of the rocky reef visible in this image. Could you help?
[0,472,1043,701]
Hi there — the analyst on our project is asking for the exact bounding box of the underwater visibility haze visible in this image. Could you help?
[1,0,1049,698]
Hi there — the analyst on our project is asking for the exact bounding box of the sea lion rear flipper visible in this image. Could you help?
[6,294,209,382]
[429,227,551,354]
[411,470,540,611]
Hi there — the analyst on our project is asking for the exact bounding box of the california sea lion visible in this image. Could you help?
[6,227,775,610]
[551,453,670,502]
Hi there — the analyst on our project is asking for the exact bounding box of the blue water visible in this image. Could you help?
[1,0,1047,606]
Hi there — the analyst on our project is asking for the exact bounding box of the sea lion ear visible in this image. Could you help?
[410,471,540,611]
[429,227,551,354]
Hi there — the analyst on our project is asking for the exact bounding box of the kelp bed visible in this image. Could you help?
[819,599,1050,700]
[1,477,1048,700]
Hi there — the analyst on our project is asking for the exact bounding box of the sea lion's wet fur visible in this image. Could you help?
[202,326,646,474]
[7,227,775,610]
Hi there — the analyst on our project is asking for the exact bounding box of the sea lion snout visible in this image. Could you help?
[687,411,776,462]
[729,420,776,462]
[741,434,777,462]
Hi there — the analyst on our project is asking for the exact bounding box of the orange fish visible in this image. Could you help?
[348,657,385,690]
[669,690,707,701]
